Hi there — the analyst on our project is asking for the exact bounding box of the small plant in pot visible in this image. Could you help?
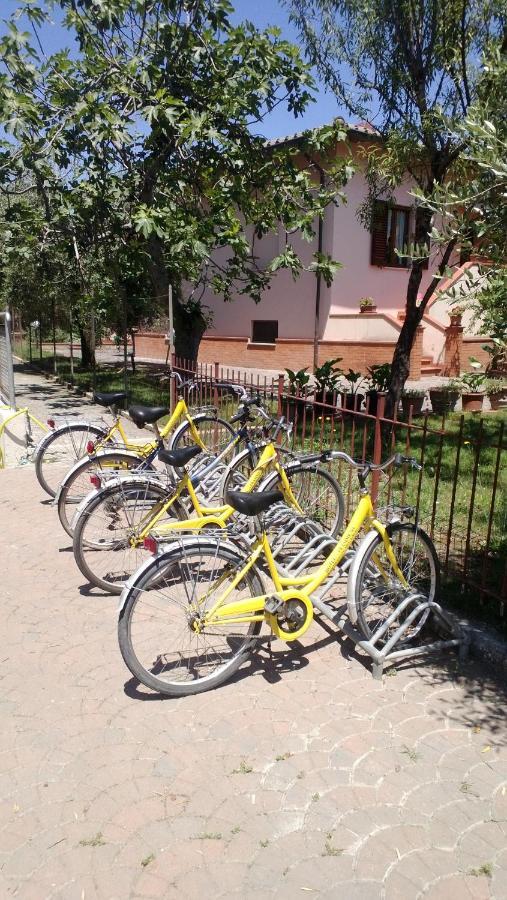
[365,363,391,415]
[284,367,310,419]
[401,388,426,417]
[359,297,376,313]
[429,379,461,415]
[314,357,342,406]
[340,369,365,411]
[460,358,486,412]
[485,377,507,411]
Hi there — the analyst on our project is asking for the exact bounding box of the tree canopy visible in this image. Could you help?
[286,0,505,401]
[0,0,349,361]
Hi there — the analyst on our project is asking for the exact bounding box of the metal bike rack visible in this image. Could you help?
[310,591,468,679]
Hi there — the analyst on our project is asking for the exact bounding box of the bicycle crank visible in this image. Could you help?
[265,591,313,642]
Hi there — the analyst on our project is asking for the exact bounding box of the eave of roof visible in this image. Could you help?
[264,118,382,149]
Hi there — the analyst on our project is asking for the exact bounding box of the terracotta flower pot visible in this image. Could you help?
[341,392,364,411]
[488,390,507,411]
[359,305,377,314]
[461,391,485,413]
[401,395,425,417]
[365,390,387,416]
[429,389,459,415]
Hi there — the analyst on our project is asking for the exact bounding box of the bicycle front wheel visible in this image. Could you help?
[170,415,236,460]
[261,463,345,538]
[73,478,185,594]
[57,450,151,538]
[35,422,108,497]
[352,523,440,646]
[118,538,264,696]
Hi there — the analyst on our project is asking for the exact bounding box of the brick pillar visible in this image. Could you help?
[442,323,463,376]
[408,325,424,381]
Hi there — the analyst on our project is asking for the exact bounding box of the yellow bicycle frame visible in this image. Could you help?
[198,492,409,642]
[128,441,304,545]
[94,398,214,457]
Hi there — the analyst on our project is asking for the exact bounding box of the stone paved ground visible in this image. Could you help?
[1,371,506,899]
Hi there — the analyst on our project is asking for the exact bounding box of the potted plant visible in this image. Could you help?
[460,358,486,412]
[485,378,507,411]
[314,357,343,406]
[340,369,365,411]
[429,380,461,415]
[284,367,311,419]
[359,297,377,314]
[365,363,391,415]
[449,305,465,327]
[401,388,426,417]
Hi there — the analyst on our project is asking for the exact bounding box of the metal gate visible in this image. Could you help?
[0,310,16,408]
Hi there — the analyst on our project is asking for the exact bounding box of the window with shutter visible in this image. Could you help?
[371,201,410,267]
[415,208,430,269]
[251,320,278,344]
[370,201,388,266]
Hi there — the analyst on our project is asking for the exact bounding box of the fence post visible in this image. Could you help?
[214,361,219,409]
[276,373,284,418]
[371,393,386,505]
[170,351,176,414]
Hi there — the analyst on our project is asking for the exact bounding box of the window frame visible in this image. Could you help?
[250,319,278,345]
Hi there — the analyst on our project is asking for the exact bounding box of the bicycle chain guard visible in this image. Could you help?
[265,590,313,642]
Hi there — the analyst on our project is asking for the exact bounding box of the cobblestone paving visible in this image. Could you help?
[1,373,506,899]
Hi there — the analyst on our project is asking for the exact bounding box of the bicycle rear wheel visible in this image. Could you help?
[352,523,440,646]
[73,478,186,594]
[57,450,151,538]
[35,422,107,497]
[118,538,263,696]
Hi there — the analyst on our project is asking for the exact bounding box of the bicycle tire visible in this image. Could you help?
[351,523,440,646]
[220,444,296,499]
[169,414,236,463]
[118,537,264,696]
[57,450,154,538]
[73,477,186,594]
[261,462,345,539]
[35,422,108,497]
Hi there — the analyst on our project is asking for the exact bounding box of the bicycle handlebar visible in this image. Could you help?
[322,449,422,473]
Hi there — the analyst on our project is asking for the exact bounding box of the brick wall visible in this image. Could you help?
[133,330,426,380]
[198,332,424,379]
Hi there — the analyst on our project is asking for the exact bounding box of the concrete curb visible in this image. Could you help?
[460,617,507,674]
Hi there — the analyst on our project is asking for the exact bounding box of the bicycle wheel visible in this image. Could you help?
[220,445,296,498]
[352,523,440,646]
[261,463,345,539]
[118,537,264,696]
[170,415,236,461]
[35,422,108,497]
[73,478,186,594]
[57,450,153,538]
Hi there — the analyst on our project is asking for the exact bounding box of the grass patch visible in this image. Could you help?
[231,760,253,775]
[78,832,106,847]
[141,854,155,868]
[468,862,493,878]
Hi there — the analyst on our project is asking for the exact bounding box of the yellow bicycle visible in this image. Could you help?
[72,436,344,594]
[34,382,235,497]
[117,451,440,695]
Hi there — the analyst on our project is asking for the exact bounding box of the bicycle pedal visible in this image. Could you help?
[265,596,283,615]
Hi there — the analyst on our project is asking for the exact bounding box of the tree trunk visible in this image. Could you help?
[78,322,95,369]
[173,301,207,362]
[146,235,207,364]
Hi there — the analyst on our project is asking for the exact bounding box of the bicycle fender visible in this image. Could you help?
[117,534,249,615]
[346,528,382,625]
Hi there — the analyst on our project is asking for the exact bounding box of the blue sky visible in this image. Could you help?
[1,0,348,139]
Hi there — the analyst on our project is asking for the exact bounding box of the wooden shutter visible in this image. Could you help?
[370,201,388,266]
[415,207,430,269]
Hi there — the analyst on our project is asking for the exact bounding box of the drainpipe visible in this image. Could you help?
[313,171,325,372]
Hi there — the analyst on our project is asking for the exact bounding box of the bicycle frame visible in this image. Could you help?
[94,398,213,456]
[196,492,409,642]
[128,442,304,545]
